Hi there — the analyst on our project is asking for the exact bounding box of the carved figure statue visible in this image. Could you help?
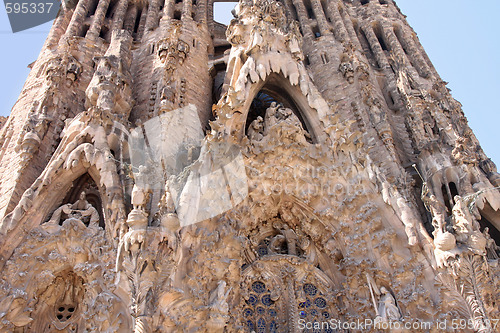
[157,37,190,74]
[452,195,486,254]
[452,136,479,166]
[131,165,151,211]
[483,228,499,260]
[248,116,264,142]
[377,287,402,322]
[421,184,448,233]
[208,280,231,314]
[46,191,100,227]
[366,274,402,324]
[18,104,52,158]
[271,222,298,255]
[263,102,280,134]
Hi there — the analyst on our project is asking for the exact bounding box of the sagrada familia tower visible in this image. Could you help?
[0,0,498,331]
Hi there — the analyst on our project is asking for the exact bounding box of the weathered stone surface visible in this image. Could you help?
[0,0,498,332]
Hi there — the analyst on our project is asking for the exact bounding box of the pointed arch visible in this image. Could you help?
[0,116,128,268]
[241,73,325,143]
[61,173,105,228]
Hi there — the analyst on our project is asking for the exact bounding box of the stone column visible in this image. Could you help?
[181,0,193,20]
[123,4,138,33]
[282,0,297,20]
[291,0,313,38]
[207,0,214,30]
[112,0,130,31]
[196,0,207,23]
[145,0,163,31]
[64,0,90,38]
[325,0,348,43]
[310,0,331,37]
[338,3,362,50]
[361,23,389,69]
[45,5,73,48]
[164,0,176,19]
[409,36,435,78]
[396,27,432,78]
[87,0,112,40]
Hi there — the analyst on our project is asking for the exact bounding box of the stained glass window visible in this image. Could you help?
[298,282,332,332]
[243,281,279,332]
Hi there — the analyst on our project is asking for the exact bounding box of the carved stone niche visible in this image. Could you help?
[61,173,105,228]
[31,271,85,332]
[246,83,314,144]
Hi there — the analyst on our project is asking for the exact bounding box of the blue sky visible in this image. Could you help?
[1,0,498,165]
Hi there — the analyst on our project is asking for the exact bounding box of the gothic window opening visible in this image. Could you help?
[312,25,321,38]
[393,26,409,55]
[246,86,313,143]
[379,0,387,4]
[133,9,143,35]
[86,0,99,17]
[298,283,332,329]
[211,62,227,106]
[32,271,85,332]
[441,184,453,217]
[99,25,110,41]
[56,304,76,322]
[320,0,329,22]
[355,22,379,69]
[79,24,90,38]
[174,10,182,20]
[241,219,339,333]
[106,0,119,18]
[304,0,315,20]
[449,182,459,200]
[361,0,370,5]
[373,23,389,51]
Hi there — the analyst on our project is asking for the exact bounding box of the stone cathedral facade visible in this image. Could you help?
[0,0,499,331]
